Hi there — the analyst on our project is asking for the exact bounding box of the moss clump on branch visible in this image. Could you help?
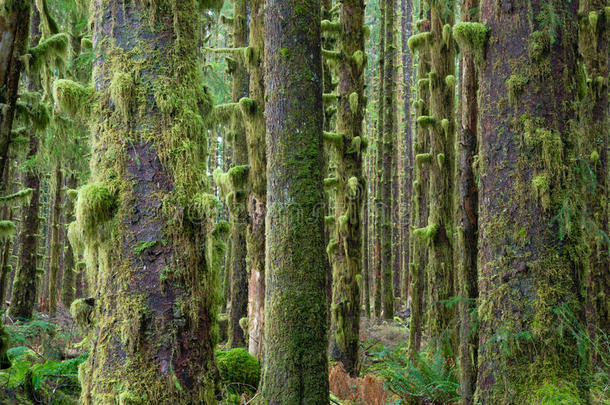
[413,224,439,241]
[408,32,432,52]
[453,22,488,61]
[70,297,95,330]
[0,188,33,207]
[52,79,95,118]
[415,153,432,165]
[323,131,345,149]
[75,183,116,241]
[417,115,437,129]
[0,220,16,241]
[26,32,70,74]
[321,19,342,36]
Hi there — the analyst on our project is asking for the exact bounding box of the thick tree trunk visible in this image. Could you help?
[328,0,366,376]
[259,0,329,401]
[477,0,587,402]
[244,0,266,360]
[78,2,224,402]
[456,1,479,403]
[48,165,63,316]
[0,3,30,182]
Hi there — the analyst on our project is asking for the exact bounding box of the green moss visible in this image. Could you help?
[408,32,432,52]
[445,75,455,88]
[417,115,437,129]
[70,298,94,330]
[75,182,116,241]
[415,153,432,165]
[118,390,148,405]
[588,11,598,32]
[238,97,256,116]
[437,153,445,168]
[0,188,33,207]
[52,79,95,118]
[110,71,135,121]
[0,220,16,241]
[323,131,344,149]
[321,19,342,36]
[352,50,365,70]
[27,32,69,74]
[215,348,260,395]
[81,37,92,50]
[453,22,488,61]
[348,92,359,114]
[322,93,337,104]
[442,24,452,48]
[413,224,438,241]
[532,175,551,210]
[506,74,528,107]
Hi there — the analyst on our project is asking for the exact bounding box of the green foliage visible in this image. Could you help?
[216,348,261,396]
[134,240,157,255]
[368,343,460,404]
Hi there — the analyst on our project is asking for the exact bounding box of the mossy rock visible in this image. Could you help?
[215,348,260,395]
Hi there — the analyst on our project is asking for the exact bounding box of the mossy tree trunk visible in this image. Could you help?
[225,0,249,350]
[476,0,588,401]
[244,0,266,360]
[9,135,41,320]
[76,1,226,402]
[399,0,413,304]
[0,2,31,182]
[327,0,366,376]
[408,11,431,359]
[374,0,385,319]
[380,0,395,320]
[456,1,479,402]
[48,165,63,317]
[61,173,77,308]
[259,0,329,401]
[578,0,609,361]
[422,0,456,349]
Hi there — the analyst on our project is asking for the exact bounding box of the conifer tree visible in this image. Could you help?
[259,0,329,400]
[477,0,588,401]
[325,0,367,375]
[54,1,227,401]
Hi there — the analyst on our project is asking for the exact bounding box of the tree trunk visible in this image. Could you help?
[477,0,587,401]
[77,2,225,402]
[244,0,266,360]
[226,0,249,350]
[456,1,479,402]
[61,174,77,308]
[259,0,329,400]
[374,0,385,320]
[328,0,366,376]
[399,0,413,305]
[408,7,431,359]
[48,165,63,317]
[380,0,396,320]
[578,0,609,365]
[0,3,30,182]
[9,134,41,320]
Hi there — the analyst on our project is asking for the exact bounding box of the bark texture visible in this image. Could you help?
[260,0,329,401]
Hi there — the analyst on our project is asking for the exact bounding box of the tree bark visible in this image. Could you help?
[477,0,587,401]
[78,2,224,402]
[48,165,63,317]
[328,0,366,376]
[259,0,329,401]
[61,173,77,308]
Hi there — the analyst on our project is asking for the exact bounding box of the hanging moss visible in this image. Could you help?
[321,19,342,36]
[506,74,528,107]
[109,71,135,121]
[70,298,95,330]
[52,79,95,118]
[26,32,69,74]
[408,32,432,52]
[0,220,16,241]
[0,188,33,207]
[452,22,488,62]
[74,183,116,242]
[417,115,437,129]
